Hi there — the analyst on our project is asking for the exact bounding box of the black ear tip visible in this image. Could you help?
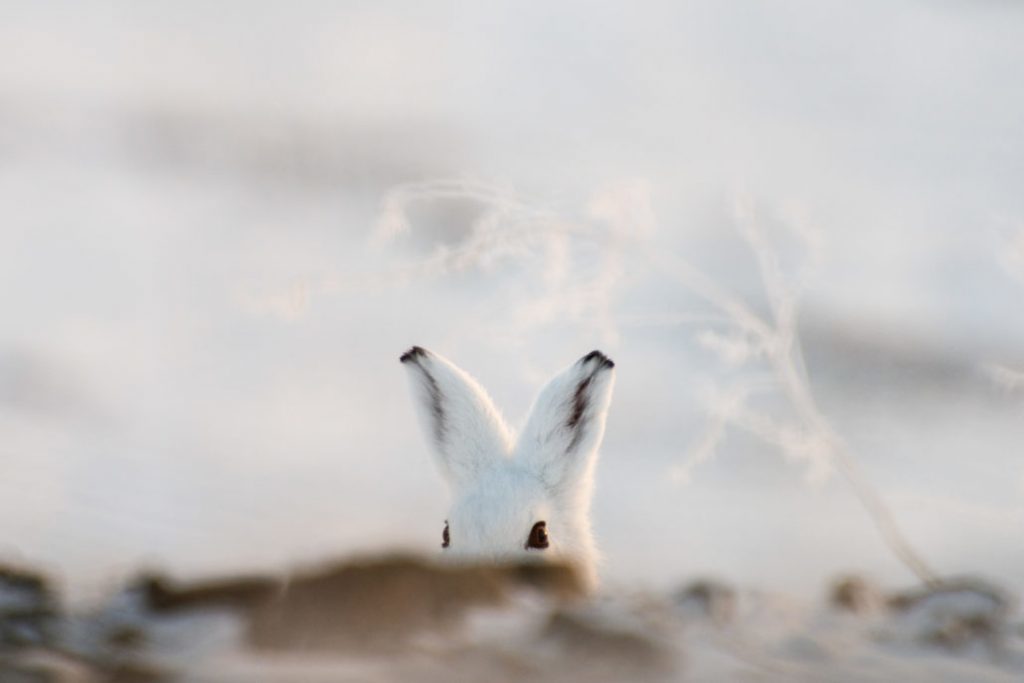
[400,346,428,364]
[581,350,615,369]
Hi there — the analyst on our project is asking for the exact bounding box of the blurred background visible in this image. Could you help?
[2,0,1023,610]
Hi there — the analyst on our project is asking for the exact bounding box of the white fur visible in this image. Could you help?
[400,346,615,590]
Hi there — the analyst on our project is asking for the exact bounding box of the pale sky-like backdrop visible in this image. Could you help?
[1,0,1022,602]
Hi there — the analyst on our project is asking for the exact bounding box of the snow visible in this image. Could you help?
[5,560,1023,681]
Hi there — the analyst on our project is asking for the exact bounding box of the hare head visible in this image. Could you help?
[399,346,615,590]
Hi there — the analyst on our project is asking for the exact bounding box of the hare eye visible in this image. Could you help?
[442,521,450,549]
[526,521,549,550]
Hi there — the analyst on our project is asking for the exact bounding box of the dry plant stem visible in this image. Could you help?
[645,248,775,343]
[647,246,941,588]
[777,335,941,588]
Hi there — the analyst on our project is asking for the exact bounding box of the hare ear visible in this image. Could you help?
[400,346,513,487]
[515,351,615,496]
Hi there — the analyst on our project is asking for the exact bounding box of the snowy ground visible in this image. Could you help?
[2,557,1023,682]
[1,1,1023,679]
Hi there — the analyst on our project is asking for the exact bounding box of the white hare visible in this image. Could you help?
[400,346,615,590]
